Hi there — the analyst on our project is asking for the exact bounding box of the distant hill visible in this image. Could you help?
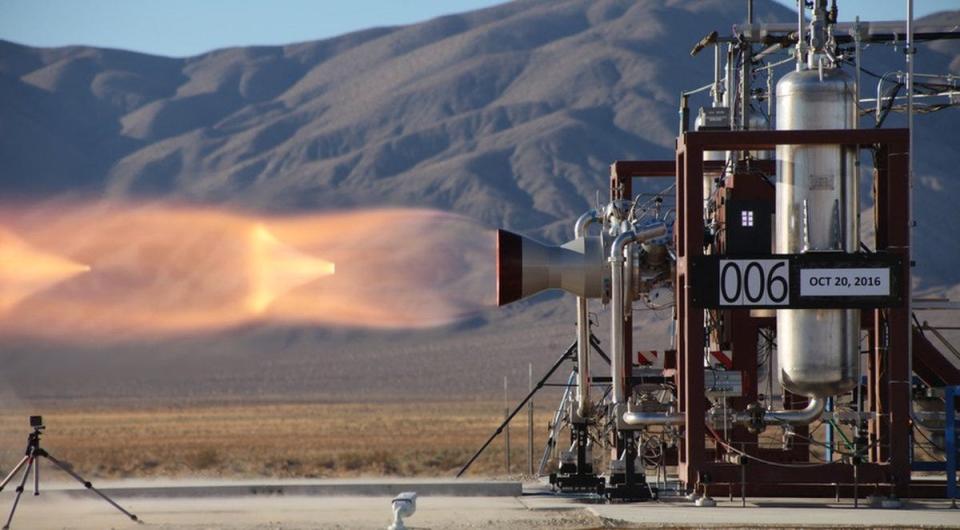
[1,0,958,404]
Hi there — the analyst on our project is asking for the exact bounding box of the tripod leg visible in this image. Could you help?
[0,456,30,493]
[3,457,33,530]
[32,455,37,496]
[457,339,578,478]
[40,453,140,523]
[589,333,612,365]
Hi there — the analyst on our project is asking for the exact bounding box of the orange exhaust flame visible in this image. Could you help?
[0,228,90,313]
[0,201,492,341]
[247,224,336,314]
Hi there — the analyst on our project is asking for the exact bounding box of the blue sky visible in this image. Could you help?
[0,0,955,57]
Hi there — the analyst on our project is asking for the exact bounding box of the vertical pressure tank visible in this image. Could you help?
[775,67,859,397]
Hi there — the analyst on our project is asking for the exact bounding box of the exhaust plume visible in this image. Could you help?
[0,228,90,313]
[247,223,336,314]
[0,201,494,340]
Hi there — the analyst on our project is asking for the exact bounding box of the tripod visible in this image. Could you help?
[456,333,611,478]
[0,420,140,529]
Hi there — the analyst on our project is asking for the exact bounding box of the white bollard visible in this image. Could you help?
[388,491,417,530]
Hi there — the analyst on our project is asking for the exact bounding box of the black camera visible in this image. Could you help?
[29,415,43,429]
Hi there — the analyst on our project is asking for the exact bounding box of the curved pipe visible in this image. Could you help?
[574,209,600,419]
[610,231,637,406]
[610,225,667,405]
[574,210,599,239]
[621,398,825,427]
[763,397,825,425]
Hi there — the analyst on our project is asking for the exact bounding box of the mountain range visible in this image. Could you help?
[1,0,958,404]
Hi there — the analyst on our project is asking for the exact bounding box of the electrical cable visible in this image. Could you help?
[712,431,835,468]
[786,430,877,459]
[875,81,904,127]
[914,425,946,453]
[826,418,856,450]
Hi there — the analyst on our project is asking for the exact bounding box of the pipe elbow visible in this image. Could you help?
[577,401,592,419]
[764,397,825,425]
[610,231,637,263]
[610,225,668,262]
[574,209,601,238]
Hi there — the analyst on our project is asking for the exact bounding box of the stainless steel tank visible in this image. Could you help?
[775,67,859,398]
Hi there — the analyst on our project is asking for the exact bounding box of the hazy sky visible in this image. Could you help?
[0,0,955,57]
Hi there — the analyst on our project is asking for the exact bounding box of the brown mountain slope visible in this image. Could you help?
[0,0,957,404]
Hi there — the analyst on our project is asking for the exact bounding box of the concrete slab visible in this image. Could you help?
[3,479,959,529]
[520,493,960,528]
[0,494,600,530]
[23,477,522,499]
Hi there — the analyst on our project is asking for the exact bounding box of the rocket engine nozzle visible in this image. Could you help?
[494,229,606,306]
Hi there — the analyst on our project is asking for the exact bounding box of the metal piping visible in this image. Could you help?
[623,410,685,426]
[723,21,960,44]
[713,44,723,106]
[609,226,666,405]
[763,397,826,425]
[610,231,637,406]
[853,16,864,426]
[621,398,825,427]
[574,209,600,419]
[906,0,916,440]
[797,0,805,70]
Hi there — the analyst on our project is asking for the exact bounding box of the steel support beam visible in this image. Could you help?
[663,129,912,495]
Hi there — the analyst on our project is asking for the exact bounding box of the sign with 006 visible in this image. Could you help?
[691,252,903,309]
[718,259,789,306]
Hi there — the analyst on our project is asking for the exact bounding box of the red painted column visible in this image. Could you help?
[883,140,912,497]
[680,134,706,489]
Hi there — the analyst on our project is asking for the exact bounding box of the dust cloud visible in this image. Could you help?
[0,201,495,340]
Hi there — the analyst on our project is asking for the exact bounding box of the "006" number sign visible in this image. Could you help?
[718,259,789,306]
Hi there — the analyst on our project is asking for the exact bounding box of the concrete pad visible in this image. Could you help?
[4,479,959,529]
[21,478,522,499]
[0,493,601,530]
[527,494,960,528]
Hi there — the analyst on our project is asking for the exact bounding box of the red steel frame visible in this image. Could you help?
[610,128,920,497]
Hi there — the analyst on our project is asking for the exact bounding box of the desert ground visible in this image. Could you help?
[0,401,558,480]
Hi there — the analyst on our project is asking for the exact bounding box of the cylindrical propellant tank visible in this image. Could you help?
[775,67,859,398]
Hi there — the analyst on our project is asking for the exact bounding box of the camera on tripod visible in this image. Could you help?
[29,416,43,431]
[1,415,140,527]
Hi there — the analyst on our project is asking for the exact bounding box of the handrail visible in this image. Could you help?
[919,320,960,363]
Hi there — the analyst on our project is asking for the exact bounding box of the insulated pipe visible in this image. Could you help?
[621,398,825,427]
[574,209,600,419]
[610,226,667,405]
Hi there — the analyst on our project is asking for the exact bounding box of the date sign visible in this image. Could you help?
[692,253,903,309]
